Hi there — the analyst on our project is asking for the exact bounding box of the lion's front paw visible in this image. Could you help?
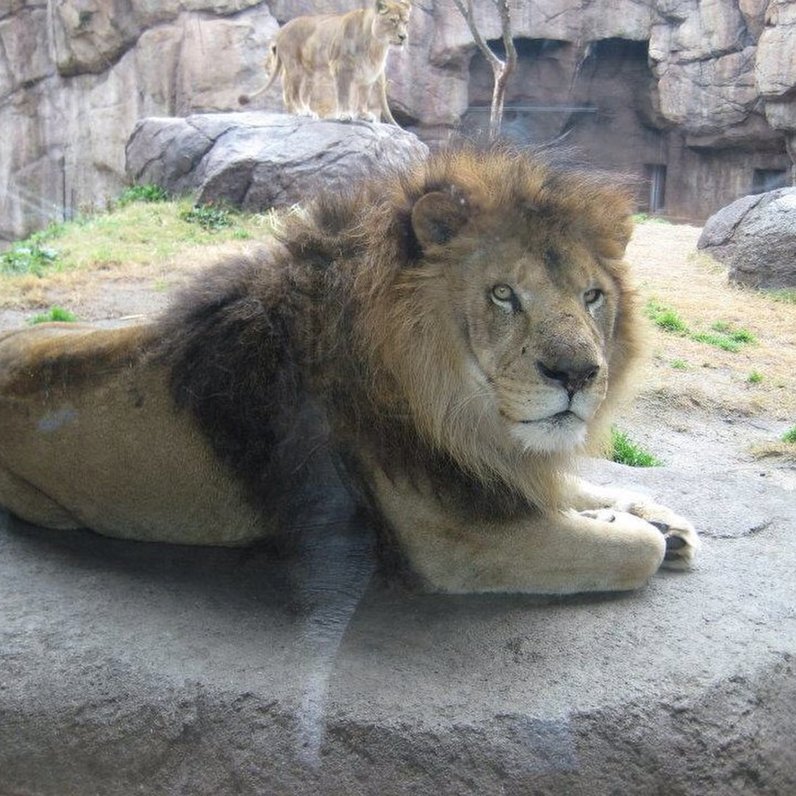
[579,503,700,571]
[628,503,700,570]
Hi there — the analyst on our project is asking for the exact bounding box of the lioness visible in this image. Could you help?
[239,0,411,124]
[0,148,699,594]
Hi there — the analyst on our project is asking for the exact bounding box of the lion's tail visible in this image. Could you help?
[239,44,282,106]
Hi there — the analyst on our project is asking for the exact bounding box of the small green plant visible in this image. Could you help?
[766,289,796,305]
[691,323,756,352]
[1,241,59,276]
[118,184,169,206]
[670,358,689,370]
[747,371,763,384]
[645,301,758,353]
[782,426,796,444]
[727,327,756,344]
[644,300,689,334]
[710,321,756,343]
[28,306,78,324]
[632,213,670,224]
[690,331,742,352]
[180,203,235,231]
[610,428,663,467]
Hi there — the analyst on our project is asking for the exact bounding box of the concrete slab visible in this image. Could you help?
[1,459,794,795]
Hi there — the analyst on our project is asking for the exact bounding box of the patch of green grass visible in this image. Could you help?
[692,324,757,352]
[747,371,763,384]
[632,213,671,224]
[690,331,743,352]
[710,321,756,343]
[610,428,663,467]
[1,241,60,275]
[28,306,78,324]
[0,200,275,283]
[180,203,236,232]
[670,358,689,370]
[782,426,796,444]
[645,300,757,353]
[644,300,689,334]
[117,184,169,206]
[727,327,756,344]
[765,289,796,305]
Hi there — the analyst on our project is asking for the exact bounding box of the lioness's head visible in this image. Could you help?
[373,0,411,46]
[356,148,642,477]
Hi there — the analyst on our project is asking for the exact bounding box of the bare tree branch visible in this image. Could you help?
[452,0,517,140]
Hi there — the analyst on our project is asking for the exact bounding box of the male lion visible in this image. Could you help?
[239,0,411,124]
[0,148,699,594]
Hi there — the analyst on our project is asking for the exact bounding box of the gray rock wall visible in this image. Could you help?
[0,0,278,245]
[2,0,795,243]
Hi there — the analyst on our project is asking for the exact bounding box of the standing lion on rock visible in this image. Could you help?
[239,0,411,124]
[0,147,699,594]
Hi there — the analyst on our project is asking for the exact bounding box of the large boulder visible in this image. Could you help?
[125,112,429,210]
[698,187,796,289]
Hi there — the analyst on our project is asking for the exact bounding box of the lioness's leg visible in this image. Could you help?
[374,73,397,125]
[333,65,355,120]
[371,472,667,594]
[283,70,308,115]
[567,477,700,569]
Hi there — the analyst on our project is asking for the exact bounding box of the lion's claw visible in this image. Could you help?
[665,534,686,551]
[642,511,700,570]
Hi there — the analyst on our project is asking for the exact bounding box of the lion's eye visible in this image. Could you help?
[584,288,604,307]
[491,284,515,303]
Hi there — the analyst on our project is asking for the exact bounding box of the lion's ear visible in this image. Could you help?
[410,190,469,250]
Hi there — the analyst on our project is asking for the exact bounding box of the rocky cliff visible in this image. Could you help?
[2,0,794,243]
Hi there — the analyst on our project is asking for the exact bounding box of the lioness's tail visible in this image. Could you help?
[239,44,282,106]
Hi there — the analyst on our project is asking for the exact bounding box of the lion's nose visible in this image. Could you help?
[536,359,600,397]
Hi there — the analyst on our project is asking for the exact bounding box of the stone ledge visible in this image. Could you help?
[1,459,794,794]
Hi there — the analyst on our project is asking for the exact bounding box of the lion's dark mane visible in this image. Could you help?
[153,147,639,534]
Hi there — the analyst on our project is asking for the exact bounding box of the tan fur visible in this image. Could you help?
[0,324,264,544]
[0,148,699,594]
[239,0,411,124]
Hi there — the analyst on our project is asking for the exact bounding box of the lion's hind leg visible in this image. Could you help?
[0,465,82,530]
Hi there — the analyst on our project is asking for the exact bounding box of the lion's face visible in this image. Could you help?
[372,164,638,467]
[373,0,411,46]
[453,236,616,454]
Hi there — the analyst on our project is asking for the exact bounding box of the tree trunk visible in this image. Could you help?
[452,0,517,140]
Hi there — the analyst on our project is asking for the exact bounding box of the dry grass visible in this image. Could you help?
[0,199,277,315]
[628,221,796,421]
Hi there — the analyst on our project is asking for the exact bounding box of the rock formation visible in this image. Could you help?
[698,187,796,288]
[2,457,795,793]
[1,0,794,244]
[125,113,429,210]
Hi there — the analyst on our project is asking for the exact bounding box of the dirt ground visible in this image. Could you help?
[1,222,794,491]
